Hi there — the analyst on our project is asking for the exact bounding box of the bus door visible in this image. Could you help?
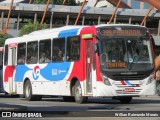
[85,40,93,94]
[8,44,17,94]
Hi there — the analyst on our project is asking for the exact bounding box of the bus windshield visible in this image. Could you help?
[99,36,154,72]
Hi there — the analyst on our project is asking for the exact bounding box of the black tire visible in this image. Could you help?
[73,81,88,104]
[24,80,36,101]
[119,97,132,104]
[63,96,75,102]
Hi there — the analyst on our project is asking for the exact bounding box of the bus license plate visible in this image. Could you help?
[125,88,135,92]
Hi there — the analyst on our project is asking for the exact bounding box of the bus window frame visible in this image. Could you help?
[66,35,81,62]
[17,42,26,65]
[26,41,38,64]
[52,37,65,62]
[39,39,51,64]
[4,45,8,66]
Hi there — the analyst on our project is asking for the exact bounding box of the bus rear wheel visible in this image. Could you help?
[24,80,36,101]
[73,81,88,104]
[119,97,132,104]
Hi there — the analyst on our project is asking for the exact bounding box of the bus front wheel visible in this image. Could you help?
[73,81,88,104]
[119,97,132,104]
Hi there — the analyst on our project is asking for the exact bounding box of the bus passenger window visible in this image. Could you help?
[52,38,65,62]
[67,36,80,61]
[17,43,26,64]
[27,41,38,64]
[4,45,8,66]
[39,39,51,64]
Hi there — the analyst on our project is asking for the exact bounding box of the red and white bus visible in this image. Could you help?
[3,24,156,103]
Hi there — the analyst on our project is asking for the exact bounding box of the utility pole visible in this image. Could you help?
[62,0,66,5]
[74,0,86,25]
[1,0,14,34]
[108,0,122,24]
[40,0,51,27]
[94,0,100,7]
[141,5,154,26]
[29,0,32,4]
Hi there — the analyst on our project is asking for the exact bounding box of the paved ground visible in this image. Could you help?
[0,94,160,120]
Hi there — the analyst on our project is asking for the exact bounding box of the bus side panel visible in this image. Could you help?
[68,26,101,96]
[58,28,81,96]
[68,26,97,81]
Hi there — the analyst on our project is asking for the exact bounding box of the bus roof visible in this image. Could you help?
[5,25,85,44]
[4,24,146,45]
[29,25,85,36]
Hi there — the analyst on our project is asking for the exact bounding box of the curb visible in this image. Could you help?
[0,104,27,111]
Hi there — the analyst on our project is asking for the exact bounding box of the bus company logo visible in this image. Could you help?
[121,80,139,87]
[58,70,66,74]
[52,69,57,75]
[52,69,66,75]
[32,66,40,80]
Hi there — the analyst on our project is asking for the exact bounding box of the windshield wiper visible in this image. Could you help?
[128,56,138,70]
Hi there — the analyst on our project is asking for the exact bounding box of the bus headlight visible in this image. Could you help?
[146,73,155,85]
[101,73,111,86]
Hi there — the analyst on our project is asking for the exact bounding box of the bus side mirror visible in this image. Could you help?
[94,43,99,55]
[94,44,97,53]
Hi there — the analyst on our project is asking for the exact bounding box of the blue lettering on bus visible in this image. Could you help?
[58,28,79,37]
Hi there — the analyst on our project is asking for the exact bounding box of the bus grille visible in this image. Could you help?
[111,74,147,80]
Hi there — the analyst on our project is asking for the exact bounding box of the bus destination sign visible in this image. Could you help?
[99,26,146,37]
[106,62,127,68]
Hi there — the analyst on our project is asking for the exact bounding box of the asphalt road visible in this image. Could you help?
[0,95,160,119]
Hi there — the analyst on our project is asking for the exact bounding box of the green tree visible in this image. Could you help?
[33,0,77,6]
[0,34,10,46]
[34,0,48,4]
[19,22,48,36]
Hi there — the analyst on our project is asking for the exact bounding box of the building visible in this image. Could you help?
[0,0,160,37]
[77,0,150,9]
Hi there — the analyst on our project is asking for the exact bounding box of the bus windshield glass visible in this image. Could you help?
[97,26,154,72]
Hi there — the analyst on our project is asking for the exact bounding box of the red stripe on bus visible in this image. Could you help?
[4,66,15,82]
[121,80,126,85]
